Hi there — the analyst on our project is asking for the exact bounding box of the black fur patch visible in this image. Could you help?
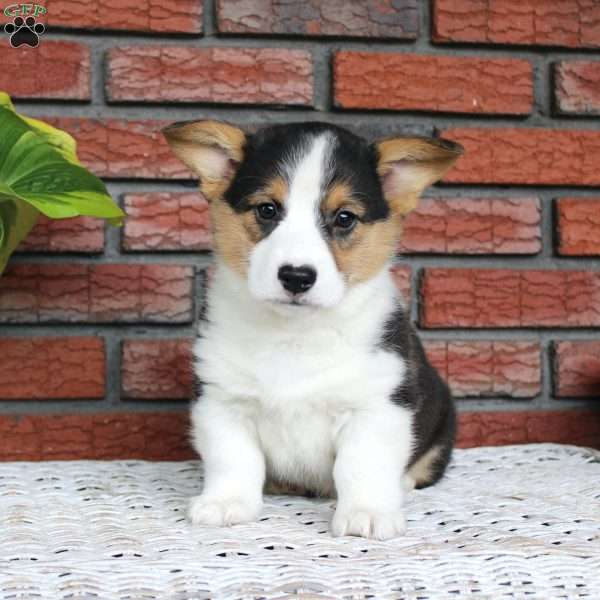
[380,305,456,488]
[224,123,390,227]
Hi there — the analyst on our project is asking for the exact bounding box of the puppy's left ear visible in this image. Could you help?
[162,120,246,201]
[374,137,463,216]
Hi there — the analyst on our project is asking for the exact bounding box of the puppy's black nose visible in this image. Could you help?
[278,264,317,295]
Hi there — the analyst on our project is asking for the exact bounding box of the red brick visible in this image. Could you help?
[18,216,104,253]
[555,61,600,115]
[123,192,211,251]
[106,47,313,106]
[0,409,597,460]
[0,337,104,400]
[557,198,600,256]
[399,197,541,254]
[442,127,600,186]
[217,0,418,38]
[45,117,427,180]
[0,41,89,100]
[457,410,600,448]
[45,120,600,187]
[122,339,194,400]
[421,269,600,328]
[554,341,600,398]
[0,264,194,323]
[44,118,190,179]
[0,412,194,461]
[433,0,600,48]
[334,52,532,115]
[390,265,411,302]
[0,0,203,33]
[425,340,541,398]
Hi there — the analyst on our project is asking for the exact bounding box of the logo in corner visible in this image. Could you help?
[3,4,46,48]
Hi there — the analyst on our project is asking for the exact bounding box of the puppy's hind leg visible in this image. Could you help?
[409,401,455,489]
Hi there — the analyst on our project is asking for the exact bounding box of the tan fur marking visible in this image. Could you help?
[247,176,289,207]
[408,445,442,487]
[378,137,460,166]
[210,199,255,276]
[330,216,400,285]
[209,176,290,276]
[202,179,230,203]
[322,181,365,218]
[264,176,288,205]
[322,181,397,285]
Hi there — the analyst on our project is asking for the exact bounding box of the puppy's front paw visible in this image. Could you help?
[331,507,406,540]
[188,495,261,527]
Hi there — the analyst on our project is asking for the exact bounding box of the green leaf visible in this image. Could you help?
[0,92,79,164]
[0,195,39,276]
[19,116,81,165]
[0,92,124,274]
[0,93,14,111]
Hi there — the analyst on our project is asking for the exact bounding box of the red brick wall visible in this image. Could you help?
[1,0,599,459]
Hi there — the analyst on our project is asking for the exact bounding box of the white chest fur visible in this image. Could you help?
[193,263,407,492]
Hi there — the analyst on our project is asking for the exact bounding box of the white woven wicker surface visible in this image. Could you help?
[0,444,599,600]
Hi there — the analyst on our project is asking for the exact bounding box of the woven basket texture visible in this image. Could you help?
[1,443,599,599]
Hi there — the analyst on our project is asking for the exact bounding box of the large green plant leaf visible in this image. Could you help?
[0,194,39,275]
[0,92,124,275]
[0,93,79,165]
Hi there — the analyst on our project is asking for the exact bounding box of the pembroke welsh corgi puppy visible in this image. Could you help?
[164,121,463,540]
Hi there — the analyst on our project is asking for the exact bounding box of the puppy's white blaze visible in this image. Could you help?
[286,133,329,217]
[247,134,346,308]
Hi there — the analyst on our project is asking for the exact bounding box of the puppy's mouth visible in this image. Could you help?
[266,295,320,311]
[271,297,311,307]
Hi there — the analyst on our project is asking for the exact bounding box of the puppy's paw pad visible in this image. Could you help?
[188,495,260,527]
[331,508,406,540]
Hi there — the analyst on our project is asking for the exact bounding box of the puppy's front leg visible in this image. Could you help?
[189,391,265,527]
[332,408,412,540]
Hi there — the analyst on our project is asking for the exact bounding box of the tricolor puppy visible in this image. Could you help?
[164,121,462,540]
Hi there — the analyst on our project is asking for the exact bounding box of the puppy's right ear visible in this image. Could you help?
[162,120,246,201]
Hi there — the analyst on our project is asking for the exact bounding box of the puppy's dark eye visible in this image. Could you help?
[334,210,357,230]
[256,202,279,221]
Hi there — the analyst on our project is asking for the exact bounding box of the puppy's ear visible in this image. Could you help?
[374,137,463,216]
[162,120,246,201]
